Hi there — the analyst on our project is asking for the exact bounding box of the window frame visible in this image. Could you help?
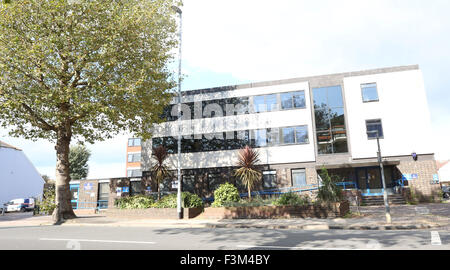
[291,169,307,188]
[262,170,277,189]
[361,82,379,103]
[366,119,384,140]
[280,91,306,110]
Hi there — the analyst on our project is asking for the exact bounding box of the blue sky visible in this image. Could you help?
[1,0,449,179]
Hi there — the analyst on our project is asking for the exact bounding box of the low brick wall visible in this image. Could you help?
[74,209,97,215]
[341,190,362,206]
[105,207,203,219]
[197,201,349,219]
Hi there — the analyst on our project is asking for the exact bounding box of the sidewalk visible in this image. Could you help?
[1,203,449,230]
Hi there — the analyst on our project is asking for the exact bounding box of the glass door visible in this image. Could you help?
[70,184,79,209]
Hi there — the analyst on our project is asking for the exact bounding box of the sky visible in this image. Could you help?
[1,0,449,179]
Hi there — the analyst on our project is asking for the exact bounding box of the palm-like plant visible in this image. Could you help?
[151,146,171,200]
[234,146,262,199]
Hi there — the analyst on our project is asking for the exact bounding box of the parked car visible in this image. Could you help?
[442,186,450,199]
[4,198,35,213]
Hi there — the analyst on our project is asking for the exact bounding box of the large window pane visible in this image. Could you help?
[281,92,293,109]
[366,119,384,138]
[327,86,344,108]
[317,131,332,154]
[293,91,306,108]
[292,169,307,187]
[263,170,277,189]
[314,107,330,130]
[313,87,328,109]
[330,107,345,130]
[282,127,295,144]
[362,83,379,102]
[253,96,266,113]
[253,129,267,147]
[265,94,278,112]
[267,128,280,146]
[295,126,309,144]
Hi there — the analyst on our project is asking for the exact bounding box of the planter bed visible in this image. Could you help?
[198,201,349,219]
[105,207,203,219]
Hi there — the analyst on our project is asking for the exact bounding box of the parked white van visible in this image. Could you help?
[4,198,35,212]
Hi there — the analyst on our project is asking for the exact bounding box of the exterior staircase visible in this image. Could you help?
[362,194,406,206]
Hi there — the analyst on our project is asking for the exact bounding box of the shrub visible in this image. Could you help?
[37,186,56,215]
[211,182,241,207]
[115,195,154,209]
[274,192,310,206]
[152,192,203,208]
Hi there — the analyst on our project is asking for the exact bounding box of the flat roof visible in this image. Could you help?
[182,64,419,96]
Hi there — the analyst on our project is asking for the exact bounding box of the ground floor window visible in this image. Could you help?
[130,180,142,196]
[263,170,277,189]
[291,169,307,187]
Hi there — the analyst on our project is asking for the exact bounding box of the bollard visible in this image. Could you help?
[1,205,5,216]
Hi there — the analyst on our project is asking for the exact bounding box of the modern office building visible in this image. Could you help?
[128,65,440,202]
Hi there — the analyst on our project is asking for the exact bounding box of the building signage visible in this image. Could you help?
[84,183,93,190]
[116,187,122,196]
[411,174,418,179]
[122,187,129,193]
[172,181,179,189]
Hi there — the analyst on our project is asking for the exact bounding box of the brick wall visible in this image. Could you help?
[396,158,441,202]
[76,180,99,209]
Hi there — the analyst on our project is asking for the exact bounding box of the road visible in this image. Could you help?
[0,225,448,250]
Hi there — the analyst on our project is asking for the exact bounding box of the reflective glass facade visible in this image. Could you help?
[161,90,306,121]
[313,85,348,154]
[152,125,309,154]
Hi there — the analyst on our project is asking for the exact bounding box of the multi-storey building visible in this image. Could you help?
[129,65,440,202]
[126,138,142,177]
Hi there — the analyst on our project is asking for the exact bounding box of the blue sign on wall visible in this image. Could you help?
[84,183,93,190]
[122,187,129,193]
[411,174,418,179]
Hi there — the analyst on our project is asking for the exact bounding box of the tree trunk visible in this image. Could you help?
[52,130,77,223]
[248,185,252,200]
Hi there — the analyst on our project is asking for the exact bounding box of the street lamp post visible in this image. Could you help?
[172,5,183,219]
[367,130,391,224]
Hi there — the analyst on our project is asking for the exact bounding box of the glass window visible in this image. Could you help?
[265,94,278,112]
[98,183,109,201]
[282,127,295,144]
[130,181,142,196]
[281,93,293,109]
[327,86,344,108]
[293,91,306,108]
[267,128,280,146]
[253,95,266,113]
[263,170,277,189]
[182,175,196,193]
[128,138,141,147]
[127,153,141,163]
[281,91,305,110]
[313,85,348,154]
[361,83,379,102]
[253,94,278,113]
[292,169,307,187]
[127,169,142,177]
[253,129,267,147]
[366,119,384,139]
[295,126,309,144]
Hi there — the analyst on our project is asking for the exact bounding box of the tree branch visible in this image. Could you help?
[21,103,56,131]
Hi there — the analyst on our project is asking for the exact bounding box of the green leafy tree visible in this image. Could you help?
[69,143,91,180]
[317,167,343,203]
[0,0,181,222]
[234,146,262,199]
